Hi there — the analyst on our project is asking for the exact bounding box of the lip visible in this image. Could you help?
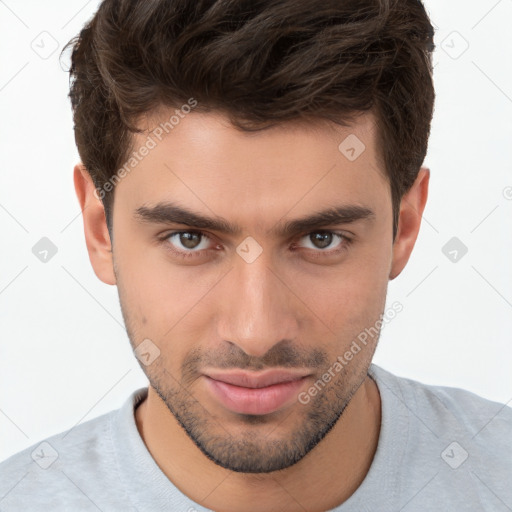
[204,369,310,388]
[203,370,310,415]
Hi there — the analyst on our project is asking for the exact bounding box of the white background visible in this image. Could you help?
[1,0,511,463]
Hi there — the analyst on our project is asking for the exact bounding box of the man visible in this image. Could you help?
[1,0,510,510]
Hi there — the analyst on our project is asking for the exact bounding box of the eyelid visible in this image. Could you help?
[293,230,352,251]
[159,229,352,259]
[160,229,217,253]
[159,228,350,243]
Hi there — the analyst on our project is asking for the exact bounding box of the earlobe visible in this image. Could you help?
[389,167,430,280]
[73,163,116,285]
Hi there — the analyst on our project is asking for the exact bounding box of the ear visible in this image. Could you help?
[73,163,116,285]
[389,166,430,280]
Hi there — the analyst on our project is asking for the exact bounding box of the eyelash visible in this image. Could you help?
[158,230,353,261]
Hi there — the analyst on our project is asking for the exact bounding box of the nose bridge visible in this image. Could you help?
[217,250,297,357]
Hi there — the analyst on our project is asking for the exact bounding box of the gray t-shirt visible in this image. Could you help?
[1,363,511,511]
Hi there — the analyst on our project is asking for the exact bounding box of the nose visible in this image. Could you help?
[216,248,300,358]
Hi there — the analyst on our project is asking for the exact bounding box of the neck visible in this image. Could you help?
[135,374,381,512]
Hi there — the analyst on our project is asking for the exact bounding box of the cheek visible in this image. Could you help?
[116,242,223,343]
[114,241,174,338]
[293,251,389,344]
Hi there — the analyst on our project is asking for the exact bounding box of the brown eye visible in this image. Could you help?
[293,231,353,262]
[167,231,211,252]
[299,231,345,251]
[309,232,333,249]
[179,232,202,249]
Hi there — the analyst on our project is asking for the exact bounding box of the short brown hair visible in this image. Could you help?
[64,0,435,241]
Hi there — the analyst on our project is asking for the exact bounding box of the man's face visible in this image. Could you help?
[111,110,393,473]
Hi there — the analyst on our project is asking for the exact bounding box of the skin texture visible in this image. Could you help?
[74,109,429,512]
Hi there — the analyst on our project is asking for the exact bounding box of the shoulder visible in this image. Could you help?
[0,407,113,470]
[370,363,512,432]
[0,389,144,510]
[365,364,512,509]
[376,367,512,433]
[370,363,512,465]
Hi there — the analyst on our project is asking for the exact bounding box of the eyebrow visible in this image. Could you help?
[134,201,375,238]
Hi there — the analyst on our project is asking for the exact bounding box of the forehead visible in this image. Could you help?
[116,109,390,227]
